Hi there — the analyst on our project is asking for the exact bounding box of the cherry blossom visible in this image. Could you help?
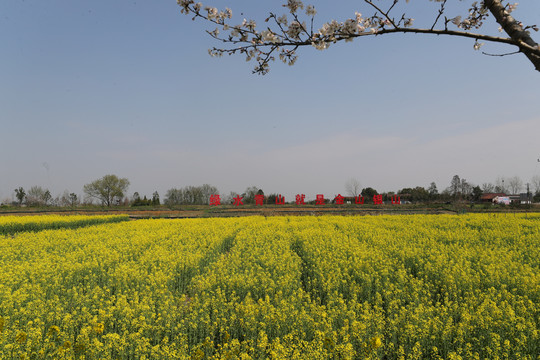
[176,0,540,74]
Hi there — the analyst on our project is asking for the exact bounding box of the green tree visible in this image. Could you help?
[472,186,483,202]
[14,187,25,206]
[69,193,78,207]
[242,186,262,204]
[152,191,160,206]
[361,187,378,201]
[164,185,219,205]
[26,186,50,207]
[398,186,430,203]
[43,190,52,206]
[450,175,461,199]
[266,193,279,204]
[428,182,439,200]
[164,188,182,206]
[83,175,130,207]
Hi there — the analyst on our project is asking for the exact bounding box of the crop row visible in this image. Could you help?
[0,215,130,235]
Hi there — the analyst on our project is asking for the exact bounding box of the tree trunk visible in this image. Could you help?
[484,0,540,71]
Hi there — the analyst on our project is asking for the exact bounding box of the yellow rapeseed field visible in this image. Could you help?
[0,214,129,235]
[0,214,539,359]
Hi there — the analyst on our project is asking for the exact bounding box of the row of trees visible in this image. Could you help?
[4,173,540,208]
[7,175,130,208]
[164,184,218,205]
[12,186,78,207]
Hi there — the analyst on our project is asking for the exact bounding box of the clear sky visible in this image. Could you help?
[1,0,540,202]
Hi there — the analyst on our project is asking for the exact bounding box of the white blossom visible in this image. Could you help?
[287,21,304,39]
[473,40,484,50]
[176,0,540,75]
[342,19,357,35]
[261,30,279,43]
[319,20,340,36]
[284,0,304,14]
[311,39,329,50]
[451,16,462,27]
[277,14,288,25]
[178,0,194,14]
[205,6,218,20]
[508,3,518,13]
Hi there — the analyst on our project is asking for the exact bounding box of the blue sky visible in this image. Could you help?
[1,0,540,202]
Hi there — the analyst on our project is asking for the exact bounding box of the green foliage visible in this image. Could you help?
[398,186,430,203]
[14,187,25,205]
[361,187,378,200]
[83,174,130,207]
[132,195,152,207]
[152,191,160,206]
[472,185,483,201]
[26,186,52,207]
[165,184,218,205]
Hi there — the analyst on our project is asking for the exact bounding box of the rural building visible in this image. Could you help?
[519,193,533,204]
[493,196,511,205]
[480,193,506,203]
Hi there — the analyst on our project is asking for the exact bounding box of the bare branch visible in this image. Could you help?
[482,50,520,57]
[364,0,398,28]
[431,0,447,31]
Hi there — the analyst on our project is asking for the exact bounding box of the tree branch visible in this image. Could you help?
[431,0,447,31]
[482,50,520,57]
[178,0,540,73]
[364,0,398,28]
[483,0,540,70]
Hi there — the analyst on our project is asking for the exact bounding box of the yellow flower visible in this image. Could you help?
[93,322,105,334]
[370,336,382,349]
[323,337,335,352]
[47,325,60,336]
[16,331,27,344]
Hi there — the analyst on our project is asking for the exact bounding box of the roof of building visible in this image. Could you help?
[480,193,507,201]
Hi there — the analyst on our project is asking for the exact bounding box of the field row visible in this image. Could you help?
[1,214,539,359]
[0,214,129,235]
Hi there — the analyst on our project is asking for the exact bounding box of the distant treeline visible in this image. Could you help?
[4,174,540,208]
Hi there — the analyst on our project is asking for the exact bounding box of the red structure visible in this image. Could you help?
[255,194,264,206]
[209,194,221,206]
[373,195,383,205]
[233,195,243,206]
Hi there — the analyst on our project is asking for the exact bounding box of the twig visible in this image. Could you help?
[482,50,520,57]
[431,0,447,31]
[364,0,397,28]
